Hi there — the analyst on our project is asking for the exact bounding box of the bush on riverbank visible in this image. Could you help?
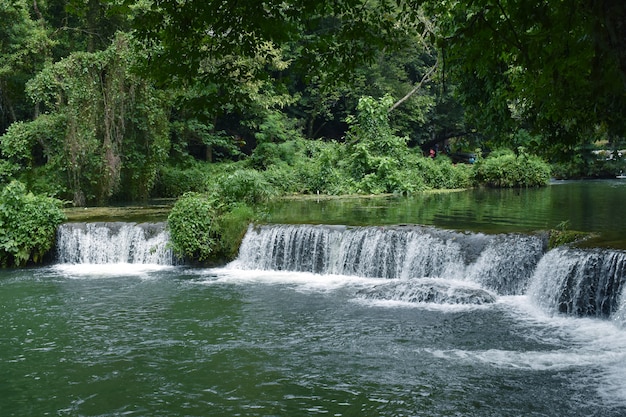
[473,148,551,187]
[167,191,257,265]
[0,181,66,267]
[551,151,626,180]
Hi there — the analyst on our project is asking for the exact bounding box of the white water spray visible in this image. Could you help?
[232,224,546,298]
[527,246,626,320]
[56,222,174,265]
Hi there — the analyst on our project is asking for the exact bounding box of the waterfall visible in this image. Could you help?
[56,222,174,265]
[528,246,626,318]
[357,278,497,305]
[233,224,546,296]
[232,224,626,317]
[466,234,545,295]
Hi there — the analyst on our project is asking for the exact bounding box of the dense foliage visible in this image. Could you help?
[5,32,169,205]
[0,0,621,264]
[473,148,551,188]
[167,191,256,264]
[432,0,626,154]
[1,0,570,206]
[0,181,65,267]
[167,192,222,263]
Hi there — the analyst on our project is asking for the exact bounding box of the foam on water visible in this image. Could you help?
[202,267,390,293]
[202,267,500,315]
[425,347,611,371]
[353,297,495,312]
[489,295,626,405]
[216,258,626,406]
[51,263,176,278]
[50,221,626,406]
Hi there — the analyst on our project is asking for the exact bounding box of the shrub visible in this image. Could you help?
[0,181,66,267]
[212,169,276,205]
[167,192,256,264]
[473,148,551,187]
[167,192,222,262]
[293,140,353,195]
[262,162,300,194]
[153,163,212,198]
[343,95,422,194]
[215,204,257,259]
[249,139,303,170]
[0,160,19,186]
[551,152,626,179]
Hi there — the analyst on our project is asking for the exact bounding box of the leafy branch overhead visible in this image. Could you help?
[130,0,426,84]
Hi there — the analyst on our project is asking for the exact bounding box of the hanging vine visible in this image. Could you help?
[25,32,169,205]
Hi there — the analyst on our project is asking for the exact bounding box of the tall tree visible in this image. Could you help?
[0,0,54,133]
[431,0,626,151]
[17,33,169,205]
[129,0,421,88]
[124,0,434,159]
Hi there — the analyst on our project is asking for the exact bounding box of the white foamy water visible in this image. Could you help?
[46,220,626,410]
[56,222,174,265]
[51,263,176,278]
[204,258,626,407]
[484,295,626,405]
[201,267,391,292]
[234,224,546,296]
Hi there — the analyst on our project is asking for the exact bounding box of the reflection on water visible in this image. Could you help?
[267,180,626,248]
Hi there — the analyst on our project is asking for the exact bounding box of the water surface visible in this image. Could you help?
[2,265,626,416]
[3,179,626,416]
[267,180,626,248]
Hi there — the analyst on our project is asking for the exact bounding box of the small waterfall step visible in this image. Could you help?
[56,222,174,265]
[529,246,626,318]
[233,224,547,296]
[357,279,497,305]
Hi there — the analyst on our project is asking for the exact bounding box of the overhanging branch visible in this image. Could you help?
[389,59,438,112]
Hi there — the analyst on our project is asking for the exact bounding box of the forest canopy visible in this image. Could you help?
[129,0,626,141]
[1,0,625,205]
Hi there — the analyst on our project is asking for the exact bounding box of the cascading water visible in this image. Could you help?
[528,246,626,318]
[465,233,546,295]
[14,219,626,414]
[232,224,547,304]
[54,220,626,318]
[232,223,626,317]
[56,222,174,265]
[235,224,492,278]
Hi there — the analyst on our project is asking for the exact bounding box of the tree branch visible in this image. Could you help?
[389,59,438,112]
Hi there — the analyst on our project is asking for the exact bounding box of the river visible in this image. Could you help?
[2,180,626,416]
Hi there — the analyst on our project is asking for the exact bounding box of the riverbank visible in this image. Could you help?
[64,202,173,223]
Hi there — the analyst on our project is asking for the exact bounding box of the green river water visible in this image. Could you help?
[266,179,626,248]
[2,180,626,416]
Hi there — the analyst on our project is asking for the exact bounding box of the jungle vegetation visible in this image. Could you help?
[1,0,624,264]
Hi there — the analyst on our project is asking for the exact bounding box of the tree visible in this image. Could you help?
[20,32,169,205]
[123,0,471,151]
[0,0,54,133]
[431,0,626,152]
[128,0,421,88]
